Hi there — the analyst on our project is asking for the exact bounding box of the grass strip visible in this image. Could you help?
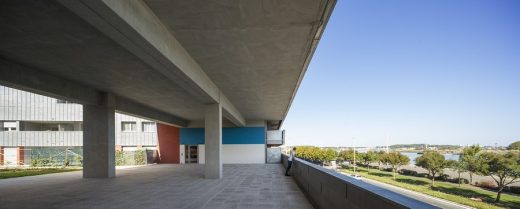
[340,167,519,209]
[0,168,81,179]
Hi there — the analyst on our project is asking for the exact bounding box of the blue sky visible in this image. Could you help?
[283,0,520,147]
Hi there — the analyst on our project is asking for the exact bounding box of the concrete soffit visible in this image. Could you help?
[58,0,246,126]
[0,58,188,127]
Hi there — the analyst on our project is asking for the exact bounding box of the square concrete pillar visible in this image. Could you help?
[83,93,116,178]
[205,103,222,179]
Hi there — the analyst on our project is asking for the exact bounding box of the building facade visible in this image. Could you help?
[0,85,279,166]
[0,85,158,166]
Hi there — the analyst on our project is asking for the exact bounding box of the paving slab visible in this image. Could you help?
[0,164,313,209]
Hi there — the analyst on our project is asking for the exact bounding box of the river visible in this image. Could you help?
[400,152,460,165]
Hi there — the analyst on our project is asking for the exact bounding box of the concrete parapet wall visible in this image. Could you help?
[282,155,439,209]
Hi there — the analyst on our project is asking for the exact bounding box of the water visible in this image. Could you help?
[401,152,460,165]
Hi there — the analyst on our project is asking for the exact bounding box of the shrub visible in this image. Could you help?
[434,174,450,181]
[30,158,51,167]
[340,164,350,169]
[75,155,83,166]
[134,149,146,165]
[447,178,469,184]
[399,169,418,176]
[30,159,39,167]
[475,180,497,190]
[505,186,520,194]
[415,173,429,178]
[116,150,126,166]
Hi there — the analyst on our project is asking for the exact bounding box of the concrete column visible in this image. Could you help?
[205,103,222,179]
[83,93,116,178]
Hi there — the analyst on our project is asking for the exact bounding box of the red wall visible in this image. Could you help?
[0,146,3,165]
[157,123,180,163]
[17,147,24,165]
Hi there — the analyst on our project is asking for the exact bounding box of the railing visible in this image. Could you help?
[0,131,158,147]
[282,155,439,209]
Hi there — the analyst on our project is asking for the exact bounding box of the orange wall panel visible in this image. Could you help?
[0,146,3,165]
[157,123,180,163]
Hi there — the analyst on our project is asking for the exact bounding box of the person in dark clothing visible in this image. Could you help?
[285,147,296,176]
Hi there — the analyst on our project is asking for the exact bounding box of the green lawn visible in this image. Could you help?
[0,167,81,179]
[340,167,520,209]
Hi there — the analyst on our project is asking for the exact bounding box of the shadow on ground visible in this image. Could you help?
[432,185,518,209]
[371,172,393,178]
[395,178,429,186]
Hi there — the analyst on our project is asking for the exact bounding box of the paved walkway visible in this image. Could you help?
[0,164,313,209]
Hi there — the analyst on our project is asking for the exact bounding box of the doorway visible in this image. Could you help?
[184,145,198,164]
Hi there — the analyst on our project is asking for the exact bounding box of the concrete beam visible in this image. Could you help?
[0,58,100,105]
[115,97,187,127]
[205,103,222,179]
[59,0,246,126]
[0,58,188,127]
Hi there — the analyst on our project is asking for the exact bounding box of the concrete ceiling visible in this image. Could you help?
[0,1,204,121]
[0,0,335,126]
[145,0,333,121]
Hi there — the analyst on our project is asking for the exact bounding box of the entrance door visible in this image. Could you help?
[184,145,198,164]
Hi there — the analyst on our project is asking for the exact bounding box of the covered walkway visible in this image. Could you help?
[0,164,312,209]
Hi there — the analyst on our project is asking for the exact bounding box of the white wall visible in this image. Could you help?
[222,144,265,164]
[198,145,205,164]
[184,144,265,164]
[179,145,185,164]
[3,147,17,166]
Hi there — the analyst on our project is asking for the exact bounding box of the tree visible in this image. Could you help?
[319,148,338,165]
[381,152,410,179]
[508,141,520,150]
[460,145,481,184]
[375,151,386,170]
[360,151,377,173]
[415,151,448,186]
[338,149,355,164]
[295,146,337,165]
[448,159,467,187]
[295,146,321,162]
[478,152,520,203]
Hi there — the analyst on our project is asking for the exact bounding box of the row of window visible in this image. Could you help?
[2,121,16,131]
[1,121,156,132]
[121,121,156,132]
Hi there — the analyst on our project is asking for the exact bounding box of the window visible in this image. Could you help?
[121,122,136,132]
[18,121,82,131]
[56,99,74,104]
[2,121,17,131]
[142,122,156,132]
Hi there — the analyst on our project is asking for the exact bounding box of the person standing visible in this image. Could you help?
[285,147,296,176]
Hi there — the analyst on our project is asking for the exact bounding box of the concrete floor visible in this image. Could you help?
[0,164,313,209]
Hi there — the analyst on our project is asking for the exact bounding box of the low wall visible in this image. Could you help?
[282,155,439,209]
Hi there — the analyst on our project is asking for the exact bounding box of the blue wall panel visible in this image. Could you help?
[180,127,265,145]
[223,127,265,144]
[180,128,204,145]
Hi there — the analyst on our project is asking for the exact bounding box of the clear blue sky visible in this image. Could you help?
[283,0,520,147]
